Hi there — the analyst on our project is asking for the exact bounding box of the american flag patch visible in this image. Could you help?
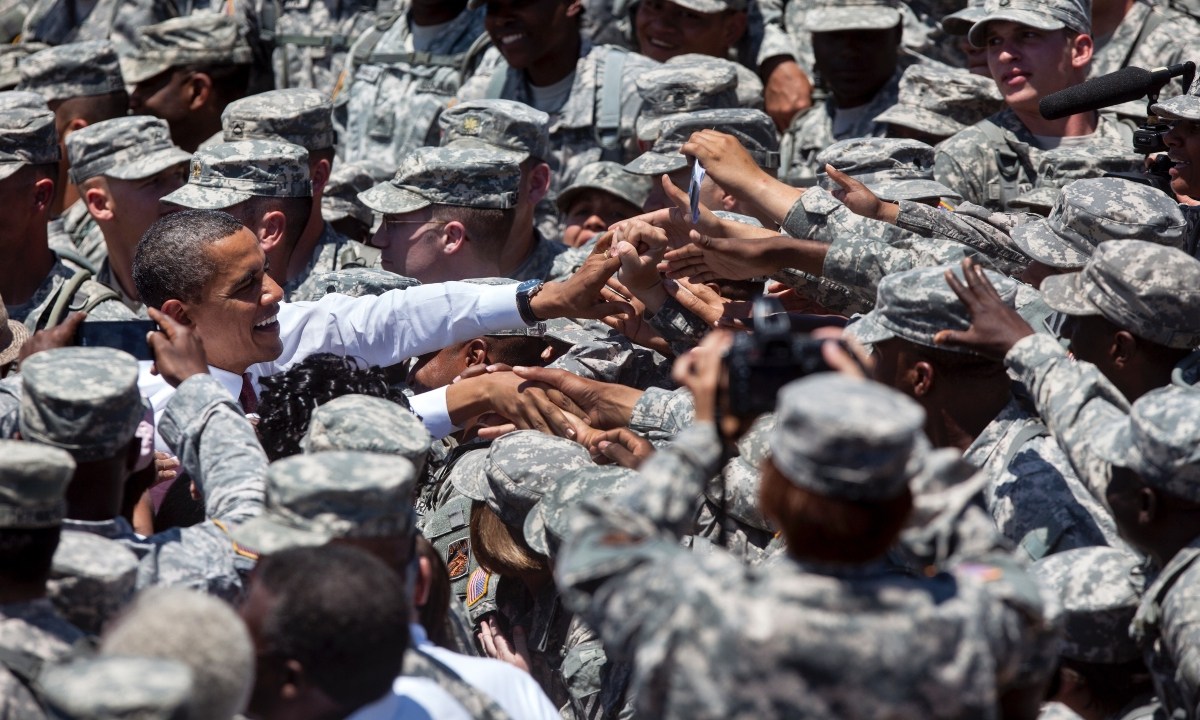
[466,567,492,608]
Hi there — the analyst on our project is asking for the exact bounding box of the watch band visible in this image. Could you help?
[515,279,544,325]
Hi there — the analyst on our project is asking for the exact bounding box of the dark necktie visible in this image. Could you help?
[239,373,258,415]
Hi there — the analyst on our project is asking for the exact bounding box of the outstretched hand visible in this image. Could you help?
[531,250,636,321]
[934,258,1034,359]
[826,164,896,224]
[17,311,86,366]
[664,232,797,283]
[681,129,772,199]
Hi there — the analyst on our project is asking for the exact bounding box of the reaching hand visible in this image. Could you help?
[664,232,797,283]
[934,258,1035,359]
[671,330,734,424]
[588,427,655,468]
[147,307,209,388]
[826,165,896,224]
[681,129,773,199]
[531,251,635,321]
[663,276,753,329]
[510,366,644,430]
[16,311,86,366]
[609,219,668,301]
[761,58,813,131]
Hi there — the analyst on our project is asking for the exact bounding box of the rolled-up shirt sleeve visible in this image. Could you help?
[407,386,453,440]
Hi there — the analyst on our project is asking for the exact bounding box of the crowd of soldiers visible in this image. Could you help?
[3,0,1200,717]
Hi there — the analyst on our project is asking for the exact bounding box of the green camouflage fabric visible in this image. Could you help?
[162,139,312,210]
[966,0,1092,47]
[16,40,123,102]
[0,89,48,110]
[7,256,134,332]
[626,107,780,175]
[509,231,579,283]
[299,266,421,299]
[300,393,431,474]
[873,63,1004,141]
[261,0,376,96]
[1152,87,1200,123]
[66,115,191,185]
[41,656,193,719]
[0,45,45,91]
[555,160,653,213]
[232,450,417,556]
[779,180,912,250]
[336,5,486,170]
[1011,177,1187,269]
[1040,240,1200,349]
[633,59,739,141]
[0,439,73,528]
[1007,148,1147,216]
[1032,546,1142,663]
[122,14,253,84]
[282,221,381,301]
[0,105,57,181]
[666,53,765,112]
[0,598,85,718]
[222,88,335,151]
[1089,1,1200,117]
[47,530,137,636]
[19,347,145,462]
[321,161,376,225]
[933,108,1135,212]
[817,137,961,202]
[439,98,552,162]
[890,199,1035,277]
[359,144,520,215]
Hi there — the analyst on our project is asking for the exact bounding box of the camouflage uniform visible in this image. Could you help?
[222,89,380,301]
[19,41,125,274]
[337,3,488,170]
[254,0,376,95]
[632,58,741,144]
[1089,0,1200,118]
[65,114,193,315]
[626,106,780,177]
[39,655,194,719]
[873,62,1004,143]
[1147,90,1200,259]
[0,107,132,330]
[1006,148,1147,216]
[0,45,44,90]
[301,393,431,473]
[322,161,378,238]
[0,441,83,718]
[663,53,765,112]
[161,139,312,213]
[47,530,137,637]
[556,375,1061,719]
[852,265,1125,560]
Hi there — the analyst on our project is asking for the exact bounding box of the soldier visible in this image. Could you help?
[632,58,741,144]
[321,162,378,244]
[872,63,1004,147]
[0,441,84,717]
[161,140,318,294]
[940,0,993,76]
[1089,0,1200,117]
[65,115,192,314]
[17,40,128,267]
[221,89,379,301]
[301,394,431,473]
[256,0,376,95]
[123,14,254,153]
[39,656,195,719]
[1004,148,1146,216]
[1148,86,1200,252]
[336,0,488,171]
[0,45,44,90]
[557,160,651,248]
[631,0,748,64]
[0,106,134,330]
[47,530,137,636]
[934,0,1136,211]
[456,0,658,192]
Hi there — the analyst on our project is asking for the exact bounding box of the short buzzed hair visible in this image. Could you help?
[134,209,245,309]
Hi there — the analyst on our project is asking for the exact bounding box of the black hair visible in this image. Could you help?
[133,209,245,309]
[0,526,60,585]
[184,63,251,106]
[429,204,517,263]
[254,544,410,711]
[1057,657,1154,717]
[256,353,414,462]
[51,90,129,125]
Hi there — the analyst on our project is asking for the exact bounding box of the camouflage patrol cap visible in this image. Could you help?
[1011,178,1186,269]
[123,14,253,84]
[850,264,1018,354]
[306,267,422,299]
[1039,240,1200,348]
[453,431,592,528]
[20,347,145,462]
[555,160,653,213]
[67,116,191,185]
[816,137,962,203]
[770,375,926,501]
[873,64,1003,139]
[359,145,520,215]
[0,90,49,111]
[523,464,637,556]
[942,0,988,35]
[1095,387,1200,502]
[1151,87,1200,123]
[1032,546,1141,664]
[161,140,312,210]
[300,394,432,473]
[0,441,74,529]
[667,53,765,111]
[1007,149,1146,215]
[625,108,780,175]
[806,0,902,32]
[222,89,335,152]
[0,106,59,181]
[634,61,739,142]
[17,41,124,103]
[0,44,47,91]
[322,162,377,226]
[41,656,193,720]
[439,99,550,162]
[233,451,418,555]
[968,0,1091,47]
[48,530,138,636]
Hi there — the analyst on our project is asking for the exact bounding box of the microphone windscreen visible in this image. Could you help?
[1039,66,1154,119]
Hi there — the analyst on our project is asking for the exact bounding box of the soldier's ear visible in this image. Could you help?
[1068,32,1093,69]
[186,71,213,110]
[259,210,288,254]
[1110,330,1138,369]
[909,361,935,398]
[524,162,552,206]
[82,184,114,222]
[442,221,468,254]
[464,338,490,366]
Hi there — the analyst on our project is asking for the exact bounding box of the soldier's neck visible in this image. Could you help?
[525,34,581,87]
[106,235,140,302]
[500,225,538,276]
[0,231,56,306]
[1015,106,1098,138]
[287,209,326,283]
[923,384,1012,452]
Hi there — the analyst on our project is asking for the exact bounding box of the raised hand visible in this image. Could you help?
[934,258,1035,359]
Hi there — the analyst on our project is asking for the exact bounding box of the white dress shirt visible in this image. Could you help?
[139,282,527,448]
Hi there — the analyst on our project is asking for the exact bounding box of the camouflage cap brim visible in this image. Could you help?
[120,55,173,85]
[873,104,967,139]
[844,310,896,346]
[866,177,962,203]
[160,182,251,210]
[968,10,1065,47]
[624,151,688,176]
[807,6,902,32]
[523,503,550,557]
[670,0,749,11]
[1039,270,1104,317]
[1011,220,1090,269]
[1006,187,1058,215]
[1151,94,1200,123]
[556,182,643,214]
[636,115,669,142]
[357,183,433,215]
[443,136,529,164]
[447,450,492,504]
[941,6,989,34]
[231,514,332,556]
[103,146,192,182]
[1092,417,1142,475]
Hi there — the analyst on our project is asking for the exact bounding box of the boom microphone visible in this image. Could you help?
[1039,64,1194,120]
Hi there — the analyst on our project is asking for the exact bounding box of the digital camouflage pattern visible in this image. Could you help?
[460,431,592,529]
[0,45,46,91]
[523,464,638,557]
[222,88,335,151]
[873,63,1004,140]
[0,106,59,181]
[1039,240,1200,349]
[121,14,253,84]
[16,40,123,102]
[300,393,431,474]
[0,598,85,718]
[19,347,145,462]
[627,107,779,176]
[1010,178,1187,269]
[0,439,73,528]
[7,257,135,332]
[816,137,961,202]
[439,98,551,162]
[555,160,653,213]
[804,0,903,32]
[263,0,376,97]
[941,0,989,34]
[633,59,739,141]
[1090,0,1200,116]
[1032,546,1142,663]
[966,0,1092,47]
[300,266,421,299]
[1095,386,1200,503]
[358,145,520,215]
[40,655,194,719]
[48,530,137,636]
[1007,149,1147,216]
[66,115,191,185]
[232,450,417,556]
[162,139,312,210]
[0,89,49,111]
[321,161,377,226]
[665,53,764,112]
[281,221,381,302]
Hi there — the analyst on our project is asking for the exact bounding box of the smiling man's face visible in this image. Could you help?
[634,0,745,63]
